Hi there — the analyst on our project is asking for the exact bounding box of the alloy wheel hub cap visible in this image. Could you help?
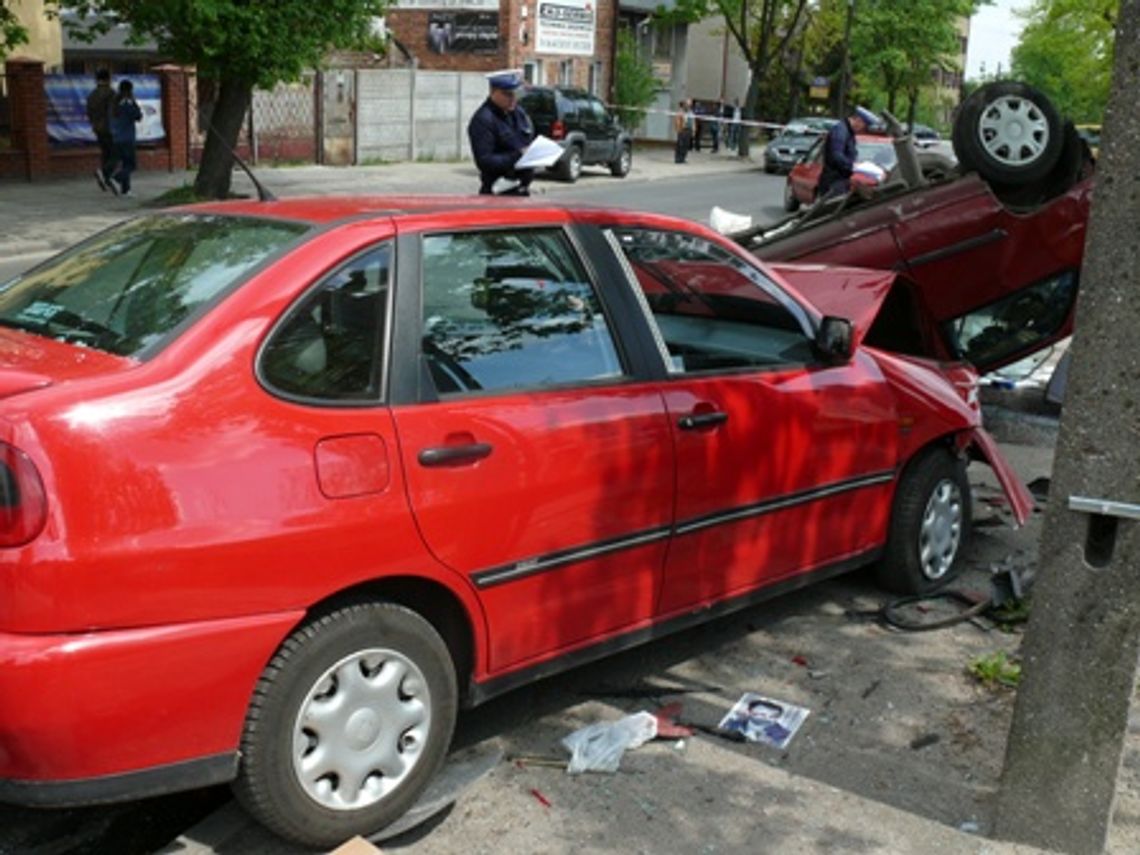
[919,478,963,580]
[978,96,1049,166]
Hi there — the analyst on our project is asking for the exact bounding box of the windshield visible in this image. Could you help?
[857,141,897,169]
[0,214,308,358]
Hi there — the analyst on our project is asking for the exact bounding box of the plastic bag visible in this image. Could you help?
[561,711,658,774]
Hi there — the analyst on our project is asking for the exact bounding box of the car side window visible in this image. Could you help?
[588,98,608,122]
[261,245,390,401]
[611,228,815,373]
[420,229,624,396]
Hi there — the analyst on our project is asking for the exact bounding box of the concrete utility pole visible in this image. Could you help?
[996,3,1140,852]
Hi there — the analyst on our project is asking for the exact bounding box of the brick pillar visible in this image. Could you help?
[154,64,190,171]
[5,59,50,180]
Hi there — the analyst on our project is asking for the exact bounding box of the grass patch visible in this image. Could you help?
[144,183,249,208]
[968,651,1022,689]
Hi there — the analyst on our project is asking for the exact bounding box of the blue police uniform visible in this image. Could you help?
[467,85,535,195]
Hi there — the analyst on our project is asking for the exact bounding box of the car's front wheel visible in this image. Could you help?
[783,180,801,212]
[558,145,583,182]
[233,602,458,849]
[952,81,1062,186]
[877,447,971,595]
[610,144,632,178]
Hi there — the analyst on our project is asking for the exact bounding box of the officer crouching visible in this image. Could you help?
[468,69,535,195]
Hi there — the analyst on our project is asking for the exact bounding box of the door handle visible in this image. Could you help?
[678,411,728,430]
[417,443,493,467]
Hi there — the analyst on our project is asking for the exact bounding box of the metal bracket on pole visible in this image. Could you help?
[1069,496,1140,521]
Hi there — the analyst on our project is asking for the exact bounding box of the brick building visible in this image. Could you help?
[384,0,617,97]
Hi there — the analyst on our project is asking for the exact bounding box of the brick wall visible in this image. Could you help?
[385,10,507,72]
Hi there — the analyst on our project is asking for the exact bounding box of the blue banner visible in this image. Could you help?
[45,74,166,144]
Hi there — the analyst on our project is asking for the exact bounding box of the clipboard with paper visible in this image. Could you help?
[516,135,565,170]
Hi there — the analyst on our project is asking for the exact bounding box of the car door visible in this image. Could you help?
[589,96,619,162]
[574,94,604,163]
[389,222,675,673]
[789,137,824,204]
[608,226,900,616]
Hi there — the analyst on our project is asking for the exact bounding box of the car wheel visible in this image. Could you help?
[952,80,1062,186]
[877,447,971,595]
[783,181,801,213]
[610,144,632,178]
[233,602,458,849]
[559,146,583,182]
[991,120,1086,210]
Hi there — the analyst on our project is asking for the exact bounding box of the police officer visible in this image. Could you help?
[467,69,535,195]
[819,105,878,200]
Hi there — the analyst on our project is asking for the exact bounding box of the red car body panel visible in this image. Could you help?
[768,264,896,348]
[0,198,1031,801]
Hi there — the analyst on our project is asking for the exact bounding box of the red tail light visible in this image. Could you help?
[551,120,566,140]
[0,442,47,547]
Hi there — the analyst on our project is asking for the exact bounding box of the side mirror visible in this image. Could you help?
[815,316,854,363]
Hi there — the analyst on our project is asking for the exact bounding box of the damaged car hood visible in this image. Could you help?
[769,263,896,346]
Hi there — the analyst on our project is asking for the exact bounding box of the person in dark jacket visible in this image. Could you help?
[108,79,143,197]
[818,106,877,200]
[86,69,116,191]
[467,70,535,195]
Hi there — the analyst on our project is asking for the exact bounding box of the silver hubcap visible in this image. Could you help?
[292,648,430,811]
[919,478,963,580]
[570,152,581,178]
[978,95,1050,167]
[620,150,631,173]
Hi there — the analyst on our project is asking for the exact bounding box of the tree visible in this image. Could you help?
[658,0,812,156]
[851,0,980,127]
[612,28,659,132]
[1011,0,1116,122]
[995,2,1140,852]
[61,0,388,199]
[1,1,29,60]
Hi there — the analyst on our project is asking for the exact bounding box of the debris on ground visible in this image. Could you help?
[562,711,658,773]
[717,693,810,748]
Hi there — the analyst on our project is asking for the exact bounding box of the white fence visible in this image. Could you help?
[356,68,489,164]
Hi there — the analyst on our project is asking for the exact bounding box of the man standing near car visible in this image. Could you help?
[86,69,116,192]
[467,69,535,195]
[819,105,877,199]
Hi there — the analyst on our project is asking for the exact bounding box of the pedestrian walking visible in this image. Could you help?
[86,69,116,192]
[726,99,741,150]
[818,105,877,200]
[467,69,535,195]
[107,80,143,197]
[674,100,693,163]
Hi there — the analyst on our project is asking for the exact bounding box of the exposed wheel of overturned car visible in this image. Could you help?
[233,601,458,849]
[878,447,971,596]
[953,80,1063,186]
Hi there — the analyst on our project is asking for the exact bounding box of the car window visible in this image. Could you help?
[555,92,577,120]
[588,98,608,122]
[611,228,815,373]
[944,271,1077,367]
[420,229,624,396]
[261,245,390,401]
[858,141,897,170]
[0,214,307,357]
[805,137,824,164]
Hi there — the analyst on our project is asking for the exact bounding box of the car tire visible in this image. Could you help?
[233,602,458,849]
[558,145,583,183]
[610,144,632,178]
[783,181,801,213]
[952,80,1063,186]
[991,120,1086,210]
[877,447,971,595]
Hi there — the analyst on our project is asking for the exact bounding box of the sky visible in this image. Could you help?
[965,0,1031,80]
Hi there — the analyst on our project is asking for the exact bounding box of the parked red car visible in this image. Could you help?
[0,198,1030,848]
[784,133,897,212]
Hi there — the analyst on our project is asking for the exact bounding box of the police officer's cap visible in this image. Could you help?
[486,69,524,91]
[854,106,879,127]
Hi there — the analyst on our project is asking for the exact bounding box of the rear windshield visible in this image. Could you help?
[0,214,307,358]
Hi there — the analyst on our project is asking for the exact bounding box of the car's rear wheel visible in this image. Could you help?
[990,120,1087,210]
[233,602,457,849]
[877,447,971,595]
[558,145,583,182]
[783,180,801,212]
[952,81,1062,186]
[610,144,632,178]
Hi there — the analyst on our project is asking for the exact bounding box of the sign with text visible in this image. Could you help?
[535,0,595,56]
[428,11,499,54]
[45,74,165,144]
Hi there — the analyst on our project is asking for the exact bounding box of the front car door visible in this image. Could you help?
[389,219,675,674]
[605,224,901,616]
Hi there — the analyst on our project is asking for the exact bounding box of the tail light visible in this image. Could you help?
[0,442,47,547]
[551,119,566,140]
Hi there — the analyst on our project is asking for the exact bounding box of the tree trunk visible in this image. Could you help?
[193,76,253,200]
[995,3,1140,852]
[739,71,762,158]
[905,90,918,130]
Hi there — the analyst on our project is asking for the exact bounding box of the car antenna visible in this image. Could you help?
[204,115,277,202]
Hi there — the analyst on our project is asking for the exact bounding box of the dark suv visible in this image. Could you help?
[518,86,633,183]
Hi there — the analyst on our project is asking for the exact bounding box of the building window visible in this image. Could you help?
[523,61,542,85]
[653,25,673,60]
[560,59,574,86]
[589,61,603,95]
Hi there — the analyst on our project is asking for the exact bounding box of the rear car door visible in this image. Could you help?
[608,226,900,616]
[588,96,619,162]
[389,222,675,673]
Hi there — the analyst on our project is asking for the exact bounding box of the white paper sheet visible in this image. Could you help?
[516,135,565,170]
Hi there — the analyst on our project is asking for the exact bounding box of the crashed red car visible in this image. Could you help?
[740,81,1092,378]
[0,197,1029,848]
[783,132,897,212]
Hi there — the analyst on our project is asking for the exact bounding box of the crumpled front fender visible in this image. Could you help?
[960,427,1034,526]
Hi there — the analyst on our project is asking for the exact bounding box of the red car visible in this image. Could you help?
[0,198,1030,847]
[784,133,897,212]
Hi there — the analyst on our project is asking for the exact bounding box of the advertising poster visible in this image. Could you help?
[535,0,596,56]
[45,74,165,144]
[428,11,499,54]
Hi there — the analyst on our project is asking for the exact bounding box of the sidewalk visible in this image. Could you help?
[0,143,759,261]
